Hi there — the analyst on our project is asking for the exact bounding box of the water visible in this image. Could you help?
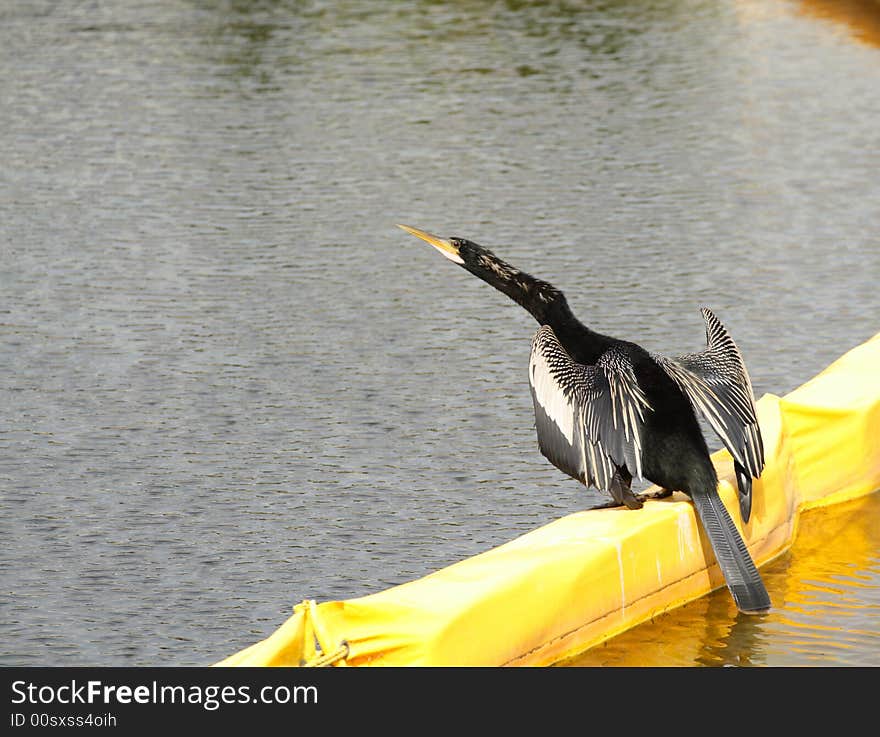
[1,0,878,667]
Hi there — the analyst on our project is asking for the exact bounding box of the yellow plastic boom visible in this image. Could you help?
[215,332,880,667]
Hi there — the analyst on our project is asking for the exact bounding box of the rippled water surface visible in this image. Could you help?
[1,0,878,666]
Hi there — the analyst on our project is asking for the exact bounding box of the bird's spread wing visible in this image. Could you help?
[528,325,651,492]
[653,307,764,480]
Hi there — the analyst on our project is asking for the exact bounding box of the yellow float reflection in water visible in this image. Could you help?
[560,492,880,666]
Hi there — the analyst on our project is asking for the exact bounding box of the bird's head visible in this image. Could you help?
[396,224,517,282]
[397,224,471,266]
[396,223,567,322]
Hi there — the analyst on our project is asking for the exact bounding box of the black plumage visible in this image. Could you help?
[399,224,770,614]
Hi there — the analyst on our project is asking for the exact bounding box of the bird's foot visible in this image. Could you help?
[587,495,643,511]
[587,487,672,511]
[587,498,625,511]
[588,468,645,510]
[636,488,673,503]
[609,468,642,509]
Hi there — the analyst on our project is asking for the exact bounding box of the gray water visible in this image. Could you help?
[1,0,878,667]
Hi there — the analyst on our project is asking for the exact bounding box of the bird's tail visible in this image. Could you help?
[690,486,770,614]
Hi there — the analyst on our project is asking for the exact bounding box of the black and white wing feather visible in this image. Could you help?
[528,325,651,493]
[653,308,764,519]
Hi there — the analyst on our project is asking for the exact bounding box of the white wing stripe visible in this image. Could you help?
[529,343,575,444]
[528,326,652,492]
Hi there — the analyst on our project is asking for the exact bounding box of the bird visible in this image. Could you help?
[397,223,770,614]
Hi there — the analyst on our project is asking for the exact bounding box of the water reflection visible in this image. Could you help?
[189,0,285,85]
[559,493,880,666]
[798,0,880,47]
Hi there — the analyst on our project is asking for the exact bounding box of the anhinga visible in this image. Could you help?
[398,223,770,614]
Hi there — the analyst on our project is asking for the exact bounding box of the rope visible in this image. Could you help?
[303,639,349,668]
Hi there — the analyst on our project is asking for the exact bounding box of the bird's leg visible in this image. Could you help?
[611,467,644,510]
[588,467,643,510]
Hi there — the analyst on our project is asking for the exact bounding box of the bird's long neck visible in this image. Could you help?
[463,246,613,363]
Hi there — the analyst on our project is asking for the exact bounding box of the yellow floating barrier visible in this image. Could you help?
[215,332,880,667]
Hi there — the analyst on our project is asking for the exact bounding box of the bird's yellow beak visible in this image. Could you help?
[397,224,464,265]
